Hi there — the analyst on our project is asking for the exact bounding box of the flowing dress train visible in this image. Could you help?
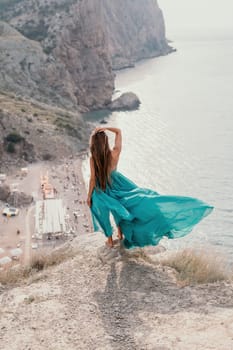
[90,170,213,249]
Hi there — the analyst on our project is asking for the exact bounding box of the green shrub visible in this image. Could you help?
[42,153,53,161]
[20,19,49,42]
[6,142,15,153]
[6,132,24,143]
[43,46,55,55]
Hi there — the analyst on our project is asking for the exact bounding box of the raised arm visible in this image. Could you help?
[109,127,122,155]
[95,127,122,155]
[87,157,95,207]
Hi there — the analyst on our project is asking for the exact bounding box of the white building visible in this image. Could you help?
[35,199,67,239]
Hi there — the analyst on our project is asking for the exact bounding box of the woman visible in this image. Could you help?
[87,127,213,248]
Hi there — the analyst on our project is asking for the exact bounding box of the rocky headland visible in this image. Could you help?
[0,0,172,168]
[0,0,171,110]
[104,0,172,70]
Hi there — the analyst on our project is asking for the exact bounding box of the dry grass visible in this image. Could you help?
[31,247,75,270]
[121,247,158,265]
[0,246,75,286]
[161,248,229,285]
[0,265,32,286]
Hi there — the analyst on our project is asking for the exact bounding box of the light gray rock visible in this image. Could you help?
[0,0,170,109]
[0,21,76,109]
[0,1,115,110]
[7,191,33,207]
[109,92,141,111]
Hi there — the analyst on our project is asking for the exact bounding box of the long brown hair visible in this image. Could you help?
[90,131,112,190]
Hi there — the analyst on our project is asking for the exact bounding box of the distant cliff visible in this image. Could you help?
[0,0,170,110]
[103,0,171,70]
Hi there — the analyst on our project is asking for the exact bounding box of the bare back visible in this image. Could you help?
[110,150,120,172]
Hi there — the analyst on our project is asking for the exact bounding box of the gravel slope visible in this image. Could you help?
[0,233,233,350]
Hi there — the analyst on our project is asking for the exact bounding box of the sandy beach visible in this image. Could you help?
[0,155,92,267]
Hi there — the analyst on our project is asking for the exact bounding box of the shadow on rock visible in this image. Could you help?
[94,244,233,349]
[94,255,192,350]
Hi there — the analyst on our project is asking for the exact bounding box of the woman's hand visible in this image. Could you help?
[93,127,121,135]
[94,127,106,133]
[87,197,92,208]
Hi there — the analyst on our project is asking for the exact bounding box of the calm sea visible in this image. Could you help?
[84,36,233,264]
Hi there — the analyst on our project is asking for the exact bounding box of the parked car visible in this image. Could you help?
[31,243,38,249]
[2,207,19,217]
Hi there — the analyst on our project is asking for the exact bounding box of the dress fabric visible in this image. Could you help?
[90,170,213,249]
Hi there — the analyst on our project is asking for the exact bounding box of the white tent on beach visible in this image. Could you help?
[35,199,66,239]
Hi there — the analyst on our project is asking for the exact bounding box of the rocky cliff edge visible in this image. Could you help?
[0,233,233,349]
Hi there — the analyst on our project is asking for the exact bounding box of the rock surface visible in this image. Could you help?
[0,233,233,350]
[0,184,10,201]
[109,92,141,111]
[0,1,115,110]
[103,0,172,70]
[0,92,90,172]
[0,21,76,109]
[0,0,170,109]
[7,191,33,207]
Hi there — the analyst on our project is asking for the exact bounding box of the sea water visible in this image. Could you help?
[84,35,233,264]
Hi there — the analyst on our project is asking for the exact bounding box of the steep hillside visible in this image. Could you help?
[0,0,114,110]
[0,21,80,109]
[0,0,170,109]
[0,90,89,171]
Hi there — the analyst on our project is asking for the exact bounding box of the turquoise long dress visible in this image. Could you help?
[90,170,213,249]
